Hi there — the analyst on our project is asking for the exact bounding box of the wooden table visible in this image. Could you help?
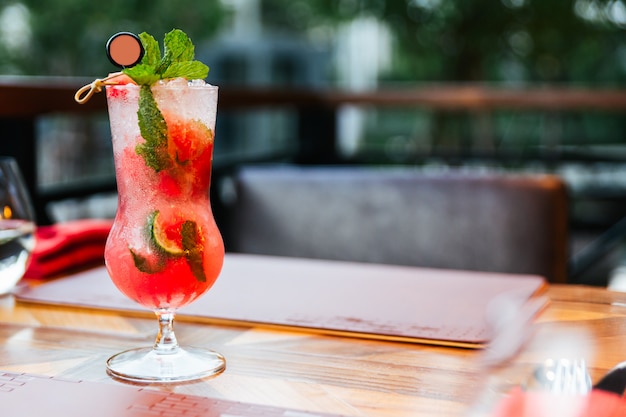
[1,259,626,417]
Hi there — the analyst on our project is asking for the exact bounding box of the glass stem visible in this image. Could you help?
[154,311,179,355]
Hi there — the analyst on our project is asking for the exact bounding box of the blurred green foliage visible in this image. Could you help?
[0,0,624,84]
[0,0,227,76]
[260,0,625,84]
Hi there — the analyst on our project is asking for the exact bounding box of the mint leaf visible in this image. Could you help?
[136,85,170,172]
[158,29,195,72]
[123,64,160,86]
[181,220,207,282]
[122,29,209,85]
[139,32,161,67]
[162,61,209,80]
[165,29,195,62]
[130,248,166,273]
[120,29,210,174]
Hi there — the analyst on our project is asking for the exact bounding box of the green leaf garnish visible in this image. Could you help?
[122,29,209,86]
[158,29,195,73]
[182,220,207,283]
[140,32,161,67]
[130,248,166,274]
[162,61,211,80]
[123,64,160,86]
[135,85,170,172]
[120,29,210,174]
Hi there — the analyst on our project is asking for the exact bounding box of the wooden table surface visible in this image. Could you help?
[1,261,626,417]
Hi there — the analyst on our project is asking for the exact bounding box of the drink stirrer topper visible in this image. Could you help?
[75,32,144,104]
[106,32,145,68]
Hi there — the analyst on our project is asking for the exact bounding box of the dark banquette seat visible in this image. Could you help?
[223,165,569,283]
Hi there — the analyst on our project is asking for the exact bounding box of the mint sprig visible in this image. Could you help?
[130,248,166,274]
[123,29,209,173]
[182,220,207,283]
[136,85,170,172]
[123,29,209,85]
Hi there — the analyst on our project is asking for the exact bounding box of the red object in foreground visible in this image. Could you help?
[491,386,626,417]
[25,219,113,279]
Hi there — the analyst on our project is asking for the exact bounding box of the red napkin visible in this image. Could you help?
[24,219,114,279]
[491,386,626,417]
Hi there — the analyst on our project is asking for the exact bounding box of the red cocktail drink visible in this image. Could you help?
[75,29,226,383]
[105,80,223,312]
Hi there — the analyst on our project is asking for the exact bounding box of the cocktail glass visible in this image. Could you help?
[103,79,225,383]
[0,157,36,295]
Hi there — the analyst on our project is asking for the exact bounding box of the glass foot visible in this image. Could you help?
[106,346,226,383]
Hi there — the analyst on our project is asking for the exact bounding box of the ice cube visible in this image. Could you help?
[157,77,188,88]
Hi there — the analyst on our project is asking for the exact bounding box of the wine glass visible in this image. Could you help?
[0,157,36,296]
[103,79,225,383]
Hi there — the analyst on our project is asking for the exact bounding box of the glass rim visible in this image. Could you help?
[107,81,218,91]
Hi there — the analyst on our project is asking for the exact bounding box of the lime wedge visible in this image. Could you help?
[149,210,185,256]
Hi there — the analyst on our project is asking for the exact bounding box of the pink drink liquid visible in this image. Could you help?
[104,80,224,310]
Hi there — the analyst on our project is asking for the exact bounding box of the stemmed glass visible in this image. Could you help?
[102,79,225,383]
[0,157,36,295]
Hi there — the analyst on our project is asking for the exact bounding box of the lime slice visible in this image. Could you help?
[149,210,185,256]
